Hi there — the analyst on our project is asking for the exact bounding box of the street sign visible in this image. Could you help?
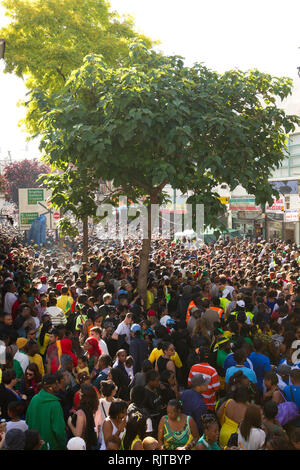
[18,188,60,230]
[217,197,229,204]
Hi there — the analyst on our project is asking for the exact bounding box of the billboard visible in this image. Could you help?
[18,188,60,230]
[266,197,285,213]
[270,180,299,195]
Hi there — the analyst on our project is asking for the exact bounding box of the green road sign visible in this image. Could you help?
[27,189,44,205]
[20,212,39,225]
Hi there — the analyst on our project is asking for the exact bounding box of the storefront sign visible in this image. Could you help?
[229,197,261,211]
[285,209,300,222]
[266,198,285,213]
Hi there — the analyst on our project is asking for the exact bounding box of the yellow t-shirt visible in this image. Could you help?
[148,348,182,368]
[29,354,45,377]
[57,295,74,313]
[146,290,155,310]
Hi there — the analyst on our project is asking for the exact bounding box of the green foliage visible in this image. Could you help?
[0,0,155,135]
[56,216,79,238]
[34,45,300,229]
[40,166,99,221]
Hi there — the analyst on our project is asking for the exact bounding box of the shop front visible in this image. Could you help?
[231,210,263,240]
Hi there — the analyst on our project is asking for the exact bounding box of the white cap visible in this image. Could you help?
[67,437,86,450]
[237,300,245,308]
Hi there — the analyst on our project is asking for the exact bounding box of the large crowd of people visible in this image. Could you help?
[1,221,300,451]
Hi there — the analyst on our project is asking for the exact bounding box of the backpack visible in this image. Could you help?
[276,387,300,426]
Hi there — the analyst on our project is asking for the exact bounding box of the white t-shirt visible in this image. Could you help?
[4,292,18,314]
[238,428,266,450]
[38,284,49,295]
[6,420,28,433]
[99,339,109,356]
[222,286,235,299]
[99,398,113,425]
[114,321,131,344]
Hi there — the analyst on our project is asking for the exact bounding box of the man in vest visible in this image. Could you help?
[202,298,223,333]
[186,290,202,325]
[228,301,254,325]
[219,293,231,320]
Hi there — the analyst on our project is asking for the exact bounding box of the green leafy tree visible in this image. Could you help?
[41,167,98,261]
[40,167,118,261]
[34,44,300,298]
[0,0,154,135]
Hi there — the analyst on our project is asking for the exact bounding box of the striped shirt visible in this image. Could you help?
[188,363,220,410]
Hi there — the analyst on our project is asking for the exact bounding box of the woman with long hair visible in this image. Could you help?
[108,366,130,402]
[238,403,266,450]
[67,383,99,450]
[122,411,147,450]
[19,363,42,405]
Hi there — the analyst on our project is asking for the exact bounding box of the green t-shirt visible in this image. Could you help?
[75,314,87,331]
[217,349,229,370]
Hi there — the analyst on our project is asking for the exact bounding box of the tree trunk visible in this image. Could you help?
[82,216,89,263]
[138,237,151,303]
[137,193,156,303]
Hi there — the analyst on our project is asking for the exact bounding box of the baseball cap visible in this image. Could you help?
[131,323,141,333]
[42,374,58,386]
[67,437,86,450]
[166,318,176,326]
[237,300,245,308]
[118,290,128,296]
[40,276,47,282]
[56,283,63,290]
[190,373,210,387]
[277,364,291,376]
[4,429,26,450]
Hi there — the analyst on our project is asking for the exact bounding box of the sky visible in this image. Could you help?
[0,0,300,161]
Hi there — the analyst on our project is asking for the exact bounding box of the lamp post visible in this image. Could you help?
[0,39,5,59]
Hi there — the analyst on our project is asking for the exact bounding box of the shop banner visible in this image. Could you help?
[285,209,300,222]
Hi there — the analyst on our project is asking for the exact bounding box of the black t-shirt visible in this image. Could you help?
[159,383,176,411]
[143,387,163,417]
